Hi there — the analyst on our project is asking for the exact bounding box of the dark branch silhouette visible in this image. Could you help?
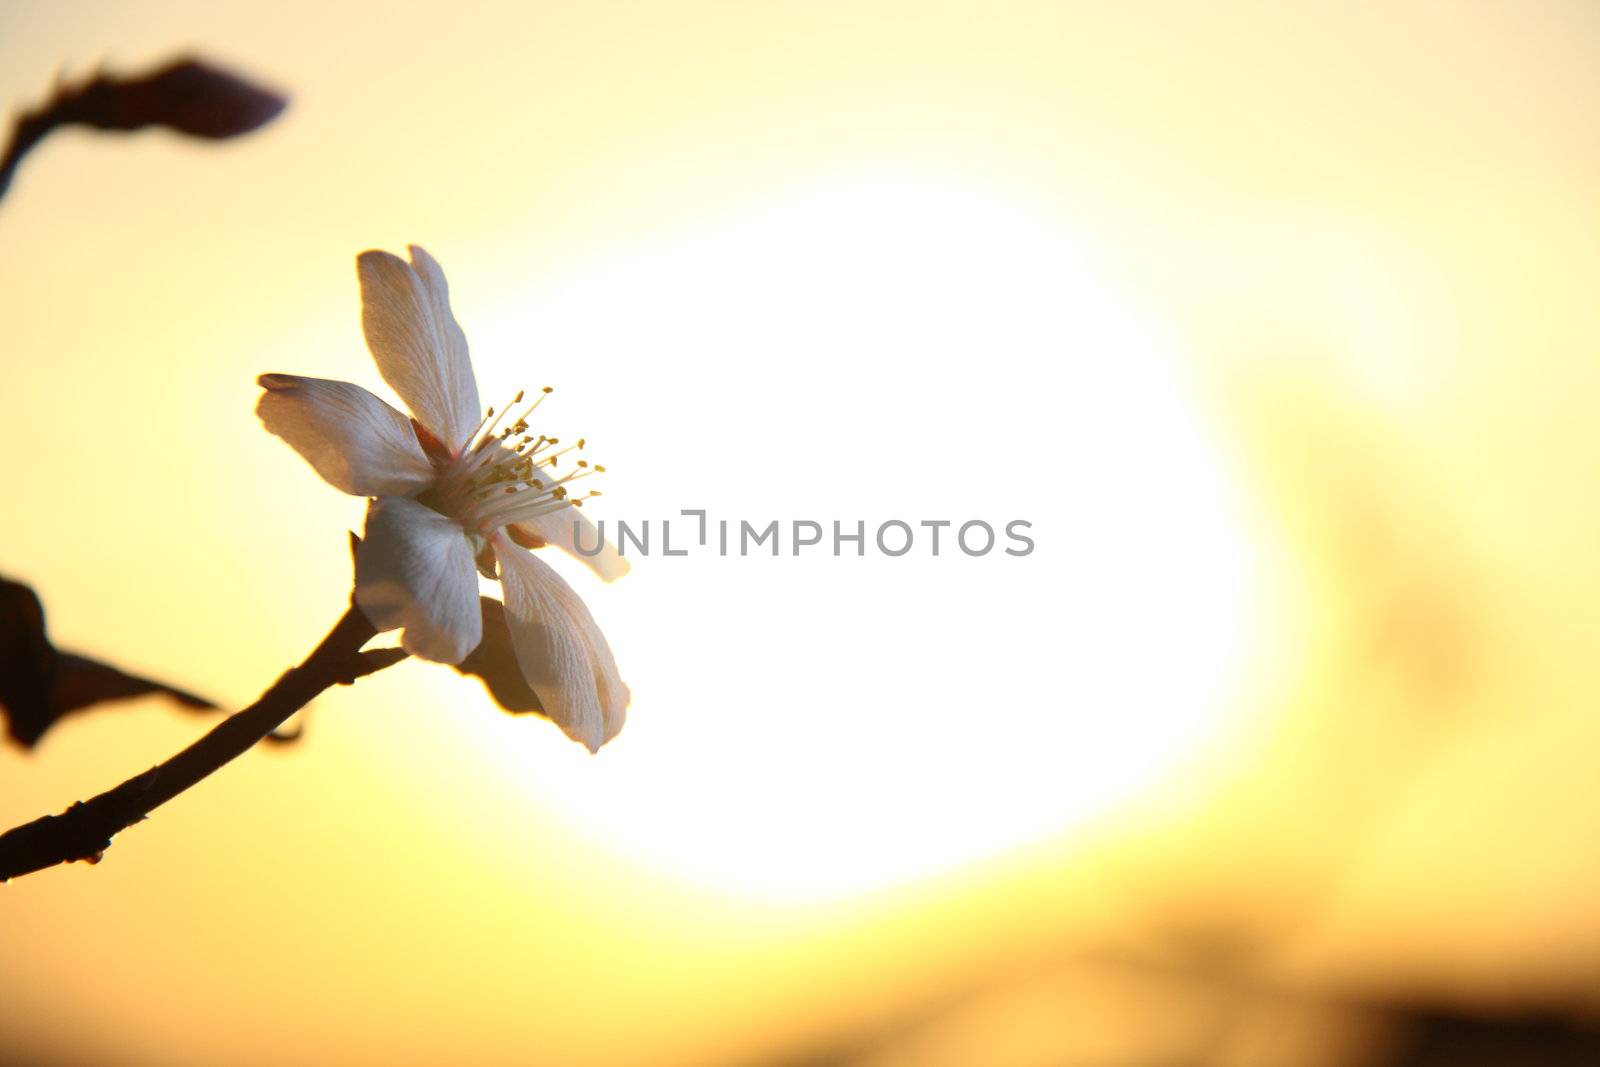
[0,597,405,882]
[0,55,286,203]
[1,527,567,881]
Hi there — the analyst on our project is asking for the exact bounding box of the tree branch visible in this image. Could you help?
[0,601,405,882]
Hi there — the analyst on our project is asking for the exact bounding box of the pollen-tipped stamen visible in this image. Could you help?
[471,466,602,528]
[437,385,609,534]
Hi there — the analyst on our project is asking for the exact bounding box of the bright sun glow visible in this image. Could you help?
[454,171,1261,903]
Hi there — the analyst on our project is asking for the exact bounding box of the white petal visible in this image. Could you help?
[256,374,436,497]
[513,510,631,583]
[355,498,482,663]
[496,543,629,752]
[357,247,481,452]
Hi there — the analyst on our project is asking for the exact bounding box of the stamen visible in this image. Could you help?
[434,384,610,534]
[478,404,510,442]
[469,466,600,527]
[456,404,500,455]
[530,442,581,469]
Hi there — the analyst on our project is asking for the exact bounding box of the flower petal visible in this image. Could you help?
[496,542,628,752]
[357,246,481,452]
[355,498,482,663]
[256,374,436,497]
[512,510,631,583]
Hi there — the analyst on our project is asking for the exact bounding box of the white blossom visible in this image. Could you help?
[258,246,628,752]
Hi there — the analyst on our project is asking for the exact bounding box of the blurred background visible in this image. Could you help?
[2,2,1599,1064]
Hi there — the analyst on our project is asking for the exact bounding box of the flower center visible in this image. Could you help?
[430,387,605,534]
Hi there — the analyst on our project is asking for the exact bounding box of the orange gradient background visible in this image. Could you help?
[2,3,1599,1066]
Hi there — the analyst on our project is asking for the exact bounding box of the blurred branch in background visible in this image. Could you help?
[0,55,286,204]
[753,949,1600,1067]
[745,376,1598,1067]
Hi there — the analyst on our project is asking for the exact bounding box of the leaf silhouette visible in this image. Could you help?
[0,579,55,745]
[454,597,547,716]
[0,55,288,203]
[0,576,215,749]
[52,654,213,718]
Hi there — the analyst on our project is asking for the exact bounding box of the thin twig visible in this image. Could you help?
[0,100,65,203]
[0,601,405,882]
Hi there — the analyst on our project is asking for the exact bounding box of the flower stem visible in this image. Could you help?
[0,601,405,882]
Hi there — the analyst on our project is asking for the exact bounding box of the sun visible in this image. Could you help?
[456,169,1262,904]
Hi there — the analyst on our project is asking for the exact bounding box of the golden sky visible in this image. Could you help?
[2,3,1599,1065]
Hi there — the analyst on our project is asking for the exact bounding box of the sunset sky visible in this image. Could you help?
[2,3,1599,1065]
